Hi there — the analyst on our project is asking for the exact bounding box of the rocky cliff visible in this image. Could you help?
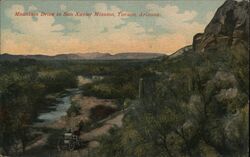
[193,0,249,53]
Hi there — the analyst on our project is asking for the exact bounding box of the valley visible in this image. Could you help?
[0,59,156,156]
[0,0,249,157]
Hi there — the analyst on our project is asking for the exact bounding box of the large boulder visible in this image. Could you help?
[193,0,249,53]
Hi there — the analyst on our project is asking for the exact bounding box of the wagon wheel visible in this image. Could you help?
[57,138,64,151]
[69,142,75,151]
[75,139,81,148]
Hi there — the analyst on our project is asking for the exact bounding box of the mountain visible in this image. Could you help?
[93,1,249,157]
[50,52,112,60]
[191,0,249,95]
[0,54,52,60]
[193,0,249,53]
[0,52,164,60]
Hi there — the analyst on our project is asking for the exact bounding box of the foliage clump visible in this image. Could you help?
[93,48,249,157]
[67,103,81,117]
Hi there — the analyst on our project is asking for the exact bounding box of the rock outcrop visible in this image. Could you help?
[193,0,249,53]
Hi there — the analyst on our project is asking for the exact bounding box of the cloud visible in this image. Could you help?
[2,3,211,55]
[146,4,205,37]
[66,3,130,40]
[28,5,37,11]
[60,4,67,11]
[3,5,66,54]
[147,28,154,33]
[141,3,207,53]
[6,5,64,35]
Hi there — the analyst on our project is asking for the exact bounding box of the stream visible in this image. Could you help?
[35,88,82,126]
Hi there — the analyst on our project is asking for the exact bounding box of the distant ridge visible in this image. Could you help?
[0,52,165,60]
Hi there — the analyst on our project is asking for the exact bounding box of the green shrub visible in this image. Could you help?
[67,103,81,117]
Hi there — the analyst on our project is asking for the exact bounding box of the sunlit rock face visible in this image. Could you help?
[193,0,249,53]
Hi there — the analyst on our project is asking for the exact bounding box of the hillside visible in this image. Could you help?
[93,0,249,156]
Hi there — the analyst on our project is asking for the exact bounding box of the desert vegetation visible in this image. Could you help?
[92,47,249,157]
[0,58,158,156]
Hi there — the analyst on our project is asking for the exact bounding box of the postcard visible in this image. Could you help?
[0,0,249,157]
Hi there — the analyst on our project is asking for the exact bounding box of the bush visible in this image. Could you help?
[90,105,117,121]
[67,103,81,117]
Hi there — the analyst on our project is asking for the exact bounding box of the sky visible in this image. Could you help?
[0,0,225,55]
